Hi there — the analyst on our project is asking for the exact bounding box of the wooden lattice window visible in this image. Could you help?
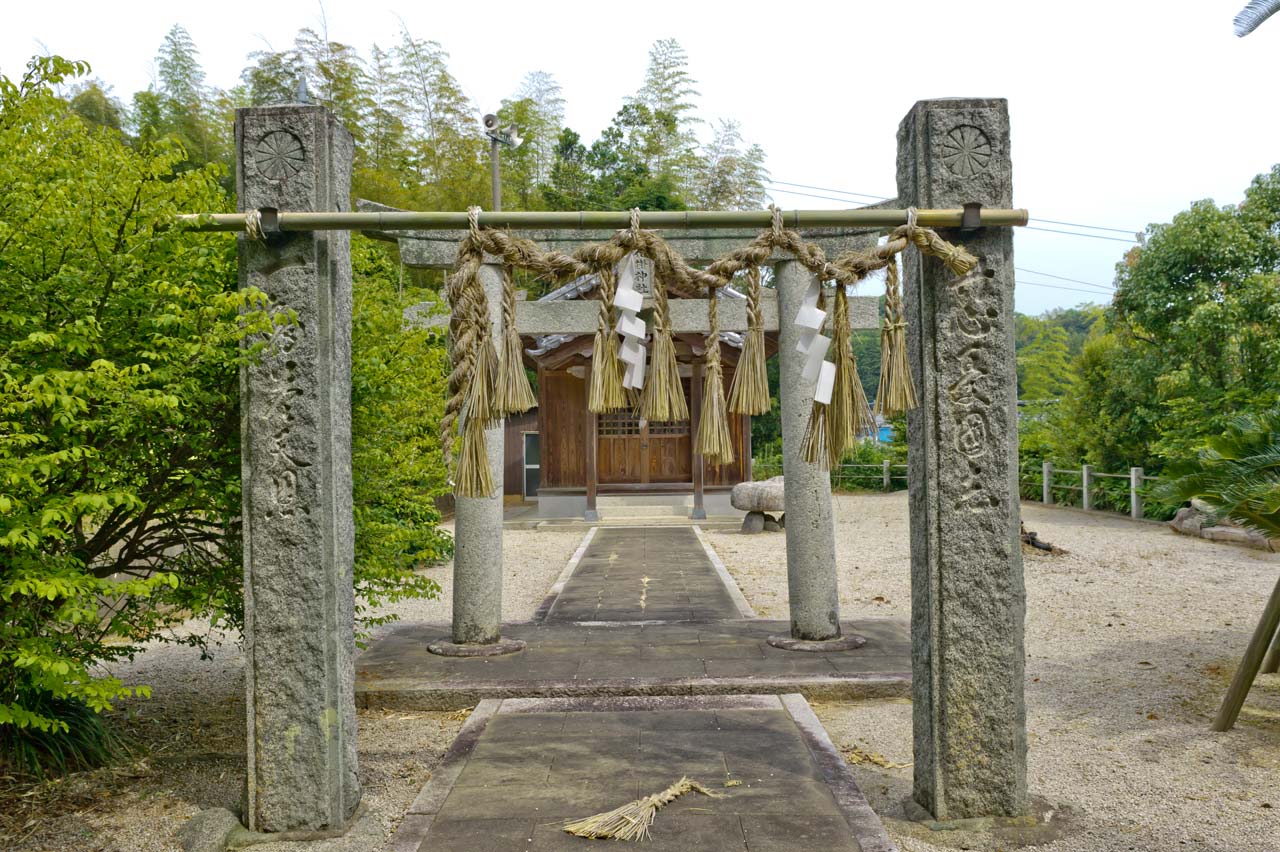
[599,411,642,436]
[648,420,690,436]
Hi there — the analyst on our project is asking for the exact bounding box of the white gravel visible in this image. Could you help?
[366,523,589,626]
[2,526,586,852]
[708,493,1280,852]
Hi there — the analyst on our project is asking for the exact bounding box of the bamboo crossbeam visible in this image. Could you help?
[175,207,1029,233]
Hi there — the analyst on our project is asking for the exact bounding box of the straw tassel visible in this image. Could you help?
[494,265,536,415]
[640,266,688,422]
[454,414,495,498]
[728,265,770,415]
[801,288,832,468]
[455,293,500,497]
[563,777,724,842]
[588,267,628,413]
[696,286,734,466]
[874,258,917,417]
[801,398,831,468]
[827,285,876,465]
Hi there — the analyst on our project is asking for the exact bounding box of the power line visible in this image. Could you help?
[1015,267,1114,291]
[1028,217,1137,236]
[765,185,881,206]
[769,178,1141,242]
[1017,278,1113,299]
[1023,226,1138,244]
[767,180,890,202]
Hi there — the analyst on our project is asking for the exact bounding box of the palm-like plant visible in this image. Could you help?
[1235,1,1280,36]
[1155,407,1280,539]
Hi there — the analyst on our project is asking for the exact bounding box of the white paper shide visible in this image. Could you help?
[614,253,651,390]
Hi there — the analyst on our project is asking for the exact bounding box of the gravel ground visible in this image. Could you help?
[1,526,586,852]
[708,493,1280,852]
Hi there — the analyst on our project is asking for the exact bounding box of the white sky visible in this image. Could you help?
[4,0,1277,315]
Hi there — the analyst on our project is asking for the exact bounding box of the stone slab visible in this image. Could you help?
[355,618,909,711]
[543,527,743,622]
[385,695,896,851]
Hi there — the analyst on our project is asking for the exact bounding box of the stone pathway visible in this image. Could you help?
[543,527,742,622]
[363,526,905,850]
[390,695,892,852]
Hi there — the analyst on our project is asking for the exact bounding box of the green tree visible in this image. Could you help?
[690,120,768,211]
[1156,407,1280,537]
[1015,315,1073,400]
[68,80,123,131]
[394,33,486,209]
[627,38,701,193]
[0,56,270,765]
[134,25,223,170]
[0,57,451,774]
[349,241,452,627]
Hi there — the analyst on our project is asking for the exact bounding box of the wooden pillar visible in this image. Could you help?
[584,377,599,522]
[743,414,753,482]
[690,359,706,520]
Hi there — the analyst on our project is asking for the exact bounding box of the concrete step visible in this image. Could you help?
[535,516,742,530]
[594,505,690,518]
[596,494,693,509]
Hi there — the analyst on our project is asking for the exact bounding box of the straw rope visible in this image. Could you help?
[441,204,976,496]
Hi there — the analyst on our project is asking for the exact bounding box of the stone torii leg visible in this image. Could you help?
[431,260,525,656]
[769,261,862,651]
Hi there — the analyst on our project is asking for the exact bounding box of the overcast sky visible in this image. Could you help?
[4,0,1277,315]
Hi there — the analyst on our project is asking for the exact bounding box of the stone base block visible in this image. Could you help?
[897,795,1071,846]
[427,637,527,657]
[767,633,867,653]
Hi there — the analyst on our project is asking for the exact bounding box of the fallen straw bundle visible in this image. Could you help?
[874,258,917,417]
[494,266,536,415]
[588,267,627,413]
[696,285,734,465]
[563,777,724,842]
[727,266,769,415]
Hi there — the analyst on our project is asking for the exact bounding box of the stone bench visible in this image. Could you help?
[731,476,785,534]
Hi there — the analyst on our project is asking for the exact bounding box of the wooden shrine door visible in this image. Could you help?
[597,378,693,486]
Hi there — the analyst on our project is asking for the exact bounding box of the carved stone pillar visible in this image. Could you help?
[898,98,1028,820]
[237,104,360,833]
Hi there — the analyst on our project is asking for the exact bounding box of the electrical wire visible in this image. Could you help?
[1022,226,1137,244]
[768,179,1141,241]
[1015,267,1114,291]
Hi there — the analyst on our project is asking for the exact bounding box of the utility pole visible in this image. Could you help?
[482,113,523,213]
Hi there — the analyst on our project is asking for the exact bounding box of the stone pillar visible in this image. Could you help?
[237,105,360,833]
[898,98,1028,820]
[774,261,841,642]
[451,262,507,645]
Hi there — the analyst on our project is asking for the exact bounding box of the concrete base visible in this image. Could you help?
[895,795,1071,847]
[767,634,867,653]
[178,806,381,852]
[427,637,527,657]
